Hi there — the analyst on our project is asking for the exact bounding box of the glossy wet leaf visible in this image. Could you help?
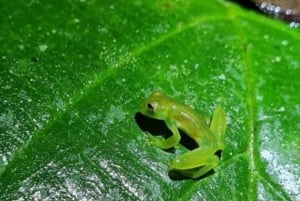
[0,0,300,200]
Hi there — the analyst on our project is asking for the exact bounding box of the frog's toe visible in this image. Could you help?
[147,134,166,147]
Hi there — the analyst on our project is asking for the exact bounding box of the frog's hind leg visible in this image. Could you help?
[210,106,226,150]
[171,156,219,179]
[170,146,219,179]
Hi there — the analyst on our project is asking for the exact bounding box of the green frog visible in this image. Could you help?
[139,91,226,178]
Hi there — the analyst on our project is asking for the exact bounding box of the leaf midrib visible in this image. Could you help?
[175,3,298,200]
[227,4,293,201]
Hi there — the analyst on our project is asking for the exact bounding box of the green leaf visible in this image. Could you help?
[1,0,299,200]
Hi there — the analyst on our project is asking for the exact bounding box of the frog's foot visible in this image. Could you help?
[170,146,219,179]
[145,133,164,146]
[145,132,180,150]
[171,156,219,179]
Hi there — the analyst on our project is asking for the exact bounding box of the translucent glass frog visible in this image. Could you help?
[139,91,226,179]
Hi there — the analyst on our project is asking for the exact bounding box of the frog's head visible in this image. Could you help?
[139,91,169,120]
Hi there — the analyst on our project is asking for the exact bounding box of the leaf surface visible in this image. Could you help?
[0,0,300,200]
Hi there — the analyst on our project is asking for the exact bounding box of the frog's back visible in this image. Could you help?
[169,99,217,146]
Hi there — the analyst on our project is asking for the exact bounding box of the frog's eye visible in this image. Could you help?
[147,101,158,112]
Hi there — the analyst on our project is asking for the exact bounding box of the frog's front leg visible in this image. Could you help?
[147,119,181,149]
[170,146,219,178]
